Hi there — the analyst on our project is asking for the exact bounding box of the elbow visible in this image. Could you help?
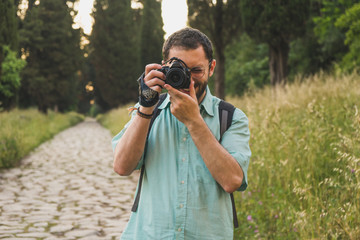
[113,157,133,176]
[113,164,132,176]
[223,175,243,193]
[113,165,131,176]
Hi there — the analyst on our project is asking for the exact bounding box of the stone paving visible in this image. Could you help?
[0,118,139,239]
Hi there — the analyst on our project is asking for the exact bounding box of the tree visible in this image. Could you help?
[19,0,83,113]
[0,46,26,109]
[187,0,241,100]
[0,0,19,109]
[90,0,139,110]
[335,2,360,72]
[0,0,18,51]
[240,0,311,86]
[139,0,164,67]
[225,34,269,97]
[313,0,358,71]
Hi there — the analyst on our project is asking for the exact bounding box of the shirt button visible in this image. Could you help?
[183,137,186,142]
[181,181,184,184]
[180,204,183,208]
[182,158,185,162]
[178,228,182,232]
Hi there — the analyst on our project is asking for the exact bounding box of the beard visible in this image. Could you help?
[194,74,209,102]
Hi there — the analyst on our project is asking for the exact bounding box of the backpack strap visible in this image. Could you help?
[131,93,167,212]
[219,100,238,228]
[219,100,235,143]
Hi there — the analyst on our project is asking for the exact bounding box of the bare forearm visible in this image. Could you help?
[113,108,153,176]
[187,118,243,193]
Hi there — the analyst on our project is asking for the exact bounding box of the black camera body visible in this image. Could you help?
[157,60,191,89]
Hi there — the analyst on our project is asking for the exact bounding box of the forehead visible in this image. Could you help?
[168,46,208,68]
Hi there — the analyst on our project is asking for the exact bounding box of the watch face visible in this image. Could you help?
[142,88,157,100]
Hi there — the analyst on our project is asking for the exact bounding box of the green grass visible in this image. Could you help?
[97,102,135,136]
[231,72,359,239]
[98,72,360,239]
[0,108,84,168]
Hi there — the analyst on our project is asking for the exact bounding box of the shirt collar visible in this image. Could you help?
[158,86,214,117]
[158,94,171,110]
[199,86,214,116]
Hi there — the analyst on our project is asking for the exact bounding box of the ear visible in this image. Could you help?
[209,59,216,77]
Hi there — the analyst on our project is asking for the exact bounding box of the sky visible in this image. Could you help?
[73,0,188,38]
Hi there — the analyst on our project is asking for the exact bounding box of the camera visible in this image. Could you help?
[157,60,191,89]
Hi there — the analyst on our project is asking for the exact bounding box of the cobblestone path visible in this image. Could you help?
[0,119,138,240]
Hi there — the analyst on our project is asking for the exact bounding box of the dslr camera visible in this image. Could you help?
[157,58,191,89]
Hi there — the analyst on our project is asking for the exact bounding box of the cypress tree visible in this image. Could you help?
[139,0,164,67]
[90,0,139,110]
[0,0,20,109]
[0,0,18,51]
[19,0,83,113]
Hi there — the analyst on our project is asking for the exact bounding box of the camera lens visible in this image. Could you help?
[167,69,185,88]
[171,73,181,83]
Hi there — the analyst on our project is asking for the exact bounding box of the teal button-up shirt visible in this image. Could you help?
[112,88,251,240]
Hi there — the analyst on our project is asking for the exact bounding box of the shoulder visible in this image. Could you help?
[213,97,248,120]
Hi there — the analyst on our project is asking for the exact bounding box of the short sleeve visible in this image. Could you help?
[220,108,251,191]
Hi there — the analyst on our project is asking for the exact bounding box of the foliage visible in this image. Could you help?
[139,0,164,67]
[286,1,331,80]
[0,108,83,168]
[0,0,19,109]
[0,0,18,50]
[225,34,269,96]
[0,45,26,109]
[90,0,139,111]
[239,0,311,85]
[335,2,360,72]
[230,72,360,239]
[288,31,326,79]
[313,0,357,66]
[187,0,241,100]
[19,0,83,113]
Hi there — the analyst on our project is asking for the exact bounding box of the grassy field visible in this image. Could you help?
[0,109,84,168]
[97,102,136,136]
[231,72,359,239]
[98,72,359,239]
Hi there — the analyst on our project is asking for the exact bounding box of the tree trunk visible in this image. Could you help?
[268,42,290,86]
[215,48,226,100]
[213,0,226,100]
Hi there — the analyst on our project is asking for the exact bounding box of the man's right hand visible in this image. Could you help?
[143,64,166,94]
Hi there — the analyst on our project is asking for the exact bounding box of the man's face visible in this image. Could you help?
[166,46,216,103]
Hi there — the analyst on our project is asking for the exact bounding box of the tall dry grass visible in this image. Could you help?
[231,72,359,239]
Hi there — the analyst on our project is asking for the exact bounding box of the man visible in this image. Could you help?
[112,27,251,239]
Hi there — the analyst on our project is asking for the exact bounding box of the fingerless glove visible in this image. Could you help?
[137,72,159,107]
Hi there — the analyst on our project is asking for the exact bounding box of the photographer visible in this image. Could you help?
[112,27,251,239]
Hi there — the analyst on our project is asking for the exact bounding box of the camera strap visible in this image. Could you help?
[131,96,239,228]
[131,93,167,212]
[164,57,190,70]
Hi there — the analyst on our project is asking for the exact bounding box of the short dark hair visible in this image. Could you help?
[162,27,213,61]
